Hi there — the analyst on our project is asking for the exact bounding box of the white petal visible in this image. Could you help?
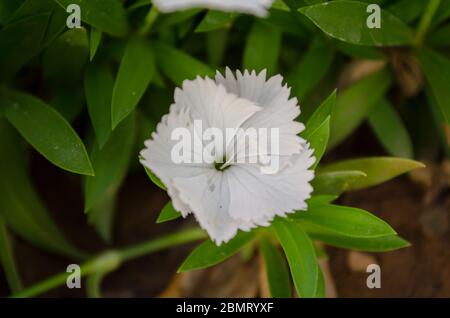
[153,0,275,17]
[227,146,315,224]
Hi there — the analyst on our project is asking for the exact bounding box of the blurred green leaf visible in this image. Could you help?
[319,157,424,190]
[88,186,117,244]
[154,9,202,31]
[0,218,22,293]
[265,8,308,36]
[0,13,49,78]
[0,0,24,25]
[143,166,167,190]
[312,170,367,195]
[112,38,155,129]
[178,231,255,272]
[314,266,325,298]
[427,24,450,47]
[206,29,228,67]
[43,28,89,85]
[300,0,414,46]
[9,0,67,46]
[368,98,413,158]
[291,204,396,238]
[335,41,385,60]
[156,201,181,224]
[387,0,425,24]
[329,68,392,148]
[85,115,135,213]
[273,218,319,298]
[307,194,338,206]
[89,27,102,61]
[259,237,291,298]
[288,37,334,100]
[3,91,94,176]
[432,0,450,27]
[154,41,214,85]
[243,20,281,75]
[0,119,83,259]
[55,0,129,37]
[50,86,85,123]
[85,63,114,148]
[418,49,450,124]
[196,10,236,32]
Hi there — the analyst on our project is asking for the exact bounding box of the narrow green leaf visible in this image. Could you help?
[143,166,167,190]
[303,90,336,136]
[319,157,425,190]
[195,11,236,33]
[315,266,325,298]
[55,0,129,37]
[0,120,83,259]
[178,231,255,272]
[0,218,22,293]
[288,37,334,100]
[312,170,367,195]
[154,41,214,85]
[157,201,181,224]
[329,68,392,148]
[418,49,450,124]
[85,63,114,148]
[307,117,330,168]
[88,187,117,244]
[89,27,102,61]
[85,115,135,213]
[301,222,411,252]
[300,0,414,46]
[291,204,396,238]
[243,20,281,75]
[273,218,319,298]
[3,91,94,176]
[307,195,338,207]
[368,98,413,158]
[0,13,49,79]
[112,38,155,128]
[259,237,291,298]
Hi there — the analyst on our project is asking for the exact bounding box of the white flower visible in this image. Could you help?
[140,68,315,245]
[152,0,275,17]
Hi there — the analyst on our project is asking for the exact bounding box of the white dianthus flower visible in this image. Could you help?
[140,68,315,245]
[152,0,275,17]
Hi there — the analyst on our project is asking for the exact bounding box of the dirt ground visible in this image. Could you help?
[1,125,449,298]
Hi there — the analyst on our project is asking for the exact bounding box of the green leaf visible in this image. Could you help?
[273,218,319,298]
[314,266,325,298]
[418,49,450,124]
[85,63,114,148]
[2,91,94,176]
[0,119,83,259]
[9,0,67,47]
[300,0,414,46]
[312,170,367,195]
[291,204,396,238]
[42,28,89,85]
[329,68,392,148]
[259,237,291,298]
[89,27,102,61]
[84,115,135,213]
[307,116,330,168]
[157,201,181,224]
[243,20,281,75]
[178,231,255,272]
[195,11,236,33]
[301,222,410,252]
[427,24,450,48]
[154,41,214,85]
[0,218,22,293]
[368,98,413,158]
[88,186,117,244]
[50,86,85,123]
[55,0,129,37]
[0,13,49,79]
[319,157,425,190]
[0,0,24,25]
[303,90,336,135]
[387,0,426,24]
[335,41,385,60]
[307,194,338,206]
[143,166,167,190]
[112,38,155,129]
[288,37,334,100]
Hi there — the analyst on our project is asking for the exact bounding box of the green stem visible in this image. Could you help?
[138,5,159,36]
[414,0,441,46]
[10,227,206,298]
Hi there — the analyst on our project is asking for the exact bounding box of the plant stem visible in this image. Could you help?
[414,0,441,46]
[10,227,206,298]
[138,5,159,36]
